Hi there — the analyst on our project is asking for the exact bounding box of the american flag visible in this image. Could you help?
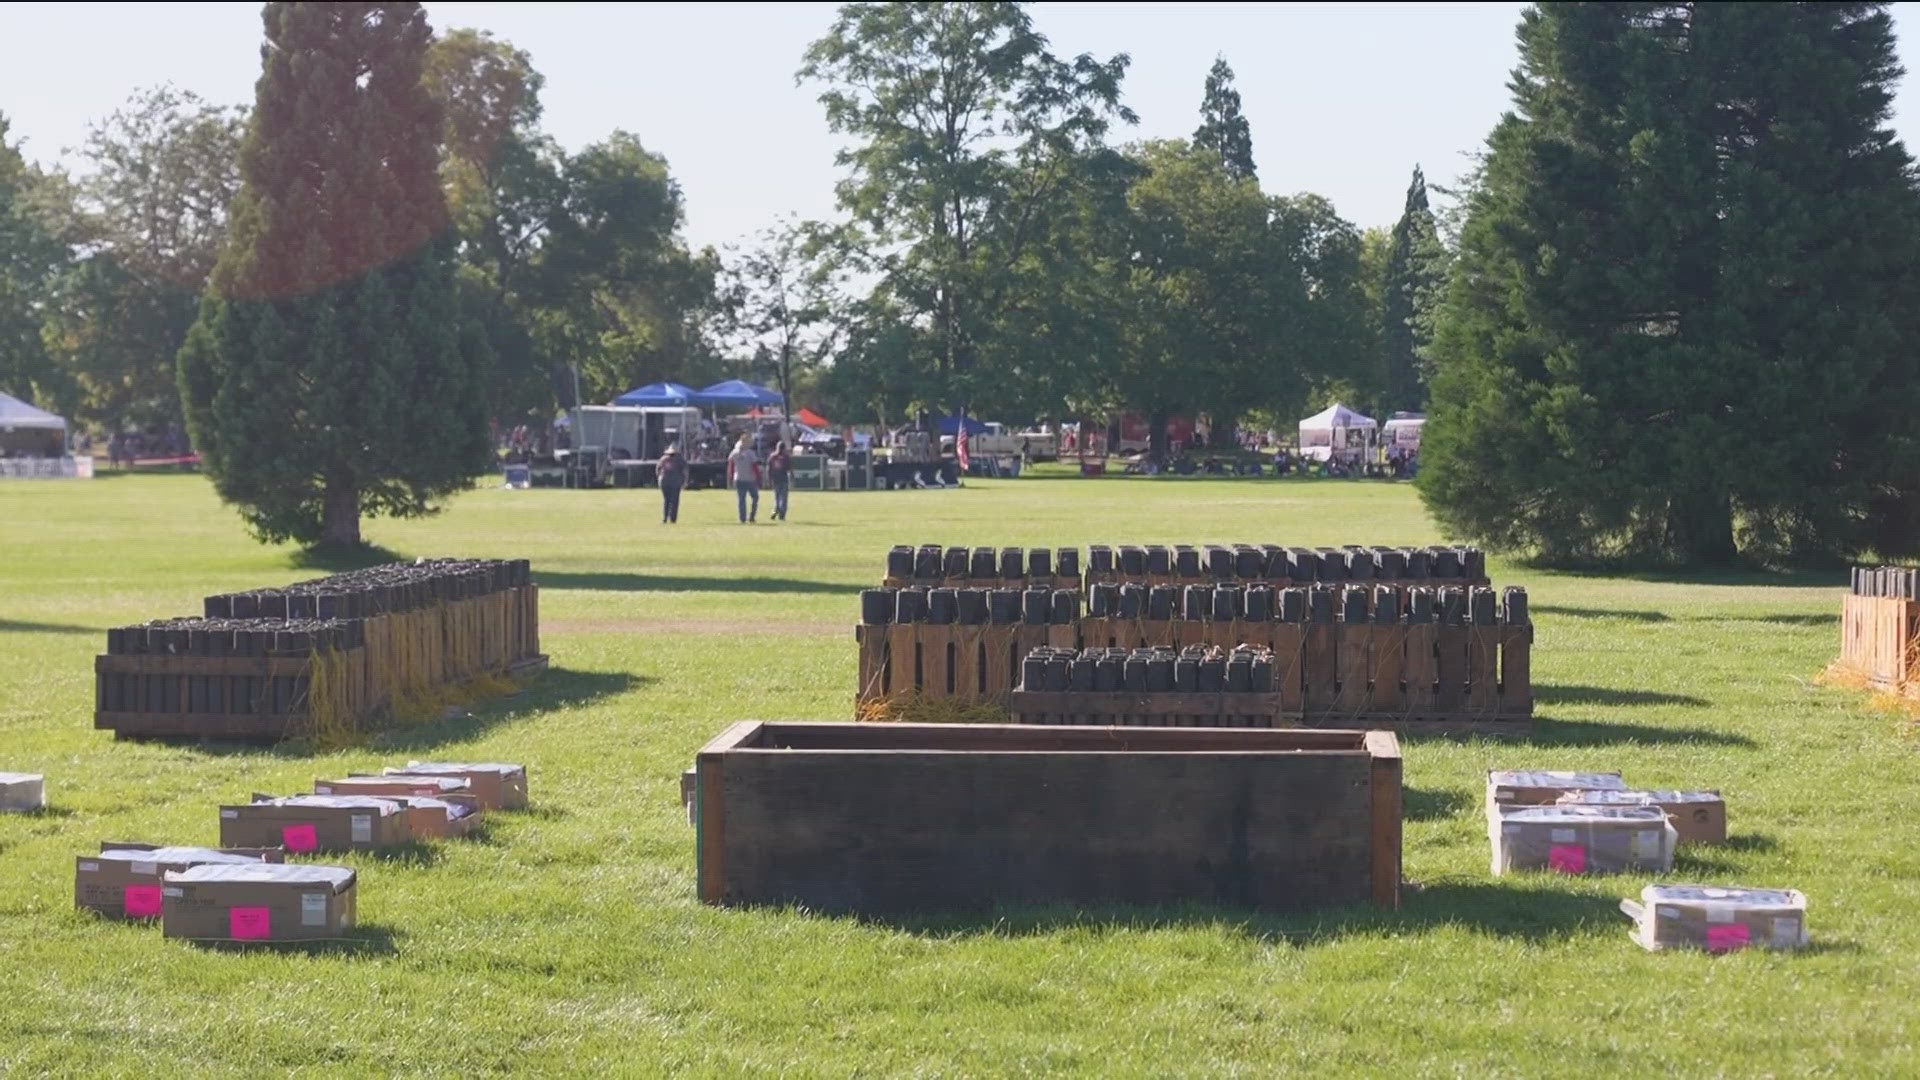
[956,417,971,472]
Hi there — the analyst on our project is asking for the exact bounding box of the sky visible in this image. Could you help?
[5,2,1920,256]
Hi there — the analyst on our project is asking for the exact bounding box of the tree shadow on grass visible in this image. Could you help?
[0,618,95,635]
[1534,606,1838,628]
[189,923,403,957]
[1536,684,1708,708]
[840,882,1622,946]
[284,543,410,573]
[536,571,859,595]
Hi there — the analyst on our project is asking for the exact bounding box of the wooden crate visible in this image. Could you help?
[94,649,368,740]
[1839,593,1920,690]
[1008,690,1286,727]
[694,721,1401,914]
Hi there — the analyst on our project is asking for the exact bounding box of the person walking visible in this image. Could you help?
[727,436,761,523]
[767,440,792,521]
[658,445,686,523]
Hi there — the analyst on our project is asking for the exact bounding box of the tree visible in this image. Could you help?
[179,1,489,548]
[1379,165,1447,413]
[425,27,566,423]
[799,1,1135,417]
[38,87,244,431]
[0,113,71,411]
[718,218,844,413]
[536,131,719,403]
[1193,57,1256,181]
[1422,2,1920,566]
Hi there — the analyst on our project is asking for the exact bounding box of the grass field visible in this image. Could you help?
[1,473,1915,1075]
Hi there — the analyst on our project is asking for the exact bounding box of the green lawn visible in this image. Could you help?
[1,473,1913,1075]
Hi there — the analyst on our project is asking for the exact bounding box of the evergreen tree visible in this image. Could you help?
[1193,57,1256,181]
[1379,165,1446,412]
[179,2,489,548]
[1422,2,1920,565]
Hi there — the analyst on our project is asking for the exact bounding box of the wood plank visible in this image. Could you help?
[1499,624,1533,717]
[1369,625,1406,714]
[888,623,921,696]
[1467,625,1500,714]
[1365,730,1402,910]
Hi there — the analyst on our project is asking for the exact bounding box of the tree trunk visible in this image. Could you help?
[1668,491,1737,565]
[1148,409,1170,465]
[322,471,361,548]
[1213,411,1240,452]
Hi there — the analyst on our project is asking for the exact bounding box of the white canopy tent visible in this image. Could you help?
[0,391,84,476]
[1297,402,1376,462]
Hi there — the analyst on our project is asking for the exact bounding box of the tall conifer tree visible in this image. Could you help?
[179,2,488,547]
[1193,57,1256,181]
[1422,2,1920,565]
[1380,165,1446,412]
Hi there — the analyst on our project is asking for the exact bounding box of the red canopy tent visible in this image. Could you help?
[747,406,831,428]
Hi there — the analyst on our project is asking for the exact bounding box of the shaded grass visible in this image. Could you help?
[0,474,1915,1075]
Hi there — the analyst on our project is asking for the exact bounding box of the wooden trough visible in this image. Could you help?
[693,721,1402,915]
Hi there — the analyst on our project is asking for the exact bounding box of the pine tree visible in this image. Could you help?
[1380,165,1446,412]
[179,2,489,547]
[1193,57,1256,181]
[1421,2,1920,566]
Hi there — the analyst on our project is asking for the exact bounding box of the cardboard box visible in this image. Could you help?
[1491,804,1676,876]
[1557,789,1727,847]
[1621,884,1807,953]
[0,772,45,813]
[220,795,413,853]
[161,862,357,942]
[317,775,471,799]
[1486,770,1626,810]
[388,762,527,810]
[378,794,483,840]
[76,844,285,919]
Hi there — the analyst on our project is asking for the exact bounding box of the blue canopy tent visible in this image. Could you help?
[936,414,988,436]
[698,379,785,410]
[612,381,698,407]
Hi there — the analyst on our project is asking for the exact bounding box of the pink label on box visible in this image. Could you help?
[1548,844,1587,874]
[282,823,318,853]
[230,906,271,940]
[1707,924,1751,953]
[123,885,163,919]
